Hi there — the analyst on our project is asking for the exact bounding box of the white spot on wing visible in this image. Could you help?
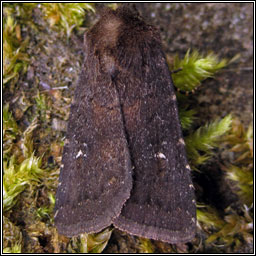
[76,150,83,158]
[178,138,185,145]
[186,164,191,170]
[172,94,176,101]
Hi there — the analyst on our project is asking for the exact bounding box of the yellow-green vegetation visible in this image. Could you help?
[139,238,155,253]
[86,229,113,253]
[67,229,113,253]
[3,153,44,212]
[107,3,119,10]
[174,50,234,167]
[36,193,55,221]
[223,118,253,206]
[173,50,252,252]
[3,104,20,154]
[3,10,29,87]
[34,91,48,122]
[3,216,22,253]
[3,105,44,212]
[3,3,37,88]
[172,50,228,91]
[179,108,197,130]
[197,205,253,251]
[41,3,95,37]
[3,2,94,89]
[185,115,232,166]
[195,119,253,251]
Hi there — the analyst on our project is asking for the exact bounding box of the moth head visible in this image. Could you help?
[85,8,122,50]
[85,4,145,51]
[84,4,160,76]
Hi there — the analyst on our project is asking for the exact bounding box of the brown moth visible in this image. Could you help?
[54,4,196,244]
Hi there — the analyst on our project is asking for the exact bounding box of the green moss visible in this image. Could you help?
[3,8,29,88]
[3,153,45,212]
[179,108,197,130]
[3,104,20,154]
[41,3,95,37]
[198,205,253,250]
[222,119,253,206]
[3,217,22,253]
[34,92,48,122]
[67,229,113,253]
[185,115,232,166]
[139,238,155,253]
[197,206,225,231]
[196,118,253,251]
[171,50,228,91]
[36,192,56,221]
[87,228,113,253]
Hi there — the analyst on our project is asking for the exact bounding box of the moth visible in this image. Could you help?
[54,4,196,244]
